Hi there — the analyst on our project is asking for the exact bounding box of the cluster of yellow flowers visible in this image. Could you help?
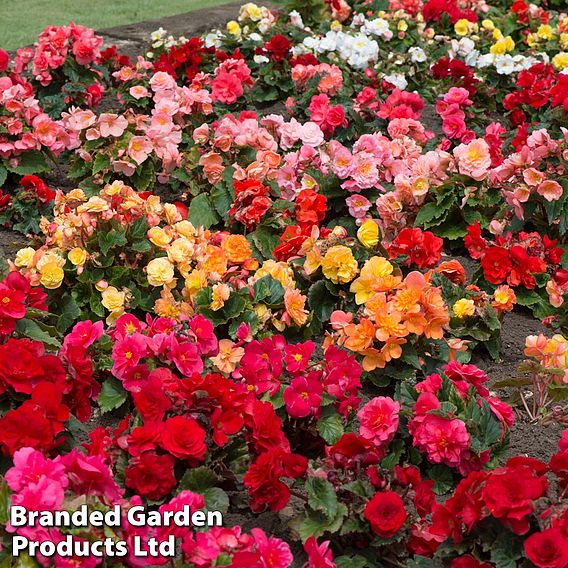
[452,284,516,319]
[526,17,568,62]
[226,3,275,38]
[12,180,312,330]
[13,181,163,290]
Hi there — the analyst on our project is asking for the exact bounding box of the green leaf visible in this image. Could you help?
[334,556,370,568]
[471,399,503,452]
[133,160,155,192]
[0,166,7,187]
[188,193,220,229]
[381,438,404,470]
[489,532,523,568]
[252,275,285,306]
[179,467,218,492]
[6,151,49,175]
[0,479,10,525]
[99,229,127,256]
[128,217,149,240]
[298,503,348,541]
[201,487,229,515]
[434,222,467,239]
[249,225,279,260]
[15,318,61,348]
[308,280,337,323]
[317,412,344,445]
[407,557,438,568]
[306,477,338,519]
[548,384,568,402]
[92,153,110,174]
[414,202,448,227]
[131,240,151,253]
[56,293,82,333]
[98,378,128,414]
[211,179,234,221]
[428,464,455,495]
[514,288,543,307]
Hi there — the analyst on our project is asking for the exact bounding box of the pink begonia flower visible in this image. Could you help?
[62,320,104,350]
[188,314,218,356]
[168,339,204,376]
[443,87,472,106]
[149,71,176,92]
[329,310,353,330]
[453,138,492,181]
[98,113,128,137]
[129,85,149,99]
[283,375,323,418]
[156,490,205,540]
[300,122,325,147]
[127,136,153,165]
[112,332,148,378]
[6,447,67,493]
[304,536,336,568]
[537,179,563,201]
[346,194,372,218]
[357,396,400,448]
[410,414,470,468]
[61,449,123,502]
[211,72,244,105]
[113,159,137,176]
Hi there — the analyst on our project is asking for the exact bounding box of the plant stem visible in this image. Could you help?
[519,391,534,421]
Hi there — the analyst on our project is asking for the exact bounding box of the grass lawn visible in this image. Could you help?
[0,0,236,50]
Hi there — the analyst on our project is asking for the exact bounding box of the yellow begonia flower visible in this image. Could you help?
[453,298,475,318]
[357,219,380,249]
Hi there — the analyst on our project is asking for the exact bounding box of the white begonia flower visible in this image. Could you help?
[495,54,516,75]
[408,46,427,62]
[475,53,495,68]
[289,10,304,28]
[204,32,222,48]
[383,73,408,90]
[363,18,391,38]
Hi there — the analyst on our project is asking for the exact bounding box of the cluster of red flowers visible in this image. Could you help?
[378,88,425,121]
[99,44,132,71]
[0,271,46,335]
[431,57,479,97]
[294,188,328,226]
[510,0,550,25]
[504,63,568,115]
[406,362,513,475]
[0,311,104,456]
[422,0,477,24]
[388,227,443,269]
[465,221,564,288]
[259,34,292,63]
[308,93,348,137]
[153,37,217,81]
[19,174,56,203]
[273,223,333,261]
[431,438,568,568]
[229,178,273,229]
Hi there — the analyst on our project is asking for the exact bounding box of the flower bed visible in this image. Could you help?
[0,0,568,566]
